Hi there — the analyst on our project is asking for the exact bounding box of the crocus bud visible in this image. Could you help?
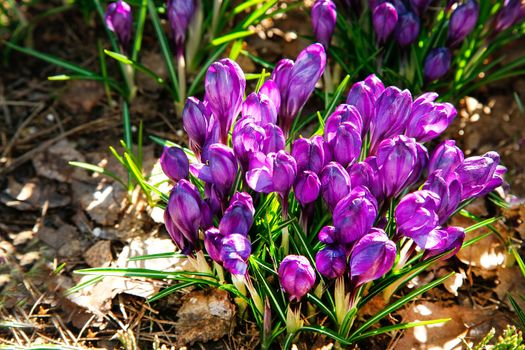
[291,135,332,174]
[456,152,500,200]
[232,117,265,166]
[448,0,478,46]
[347,159,382,200]
[324,104,364,142]
[205,59,246,143]
[242,92,278,125]
[204,227,224,262]
[394,12,420,46]
[316,245,347,279]
[405,94,457,142]
[349,228,396,287]
[219,192,255,236]
[494,0,524,33]
[165,210,191,254]
[333,186,378,244]
[167,180,212,251]
[395,190,440,246]
[346,82,375,134]
[278,255,316,301]
[364,74,385,99]
[261,123,286,154]
[376,135,428,197]
[192,144,238,197]
[372,2,398,43]
[259,79,281,112]
[167,0,195,49]
[160,146,189,182]
[220,234,251,275]
[424,226,465,260]
[370,87,412,151]
[329,122,362,168]
[294,171,321,206]
[273,151,298,194]
[318,225,338,244]
[273,44,326,133]
[311,0,337,48]
[182,97,217,157]
[105,1,133,49]
[424,48,451,81]
[428,140,464,177]
[423,171,462,224]
[320,162,351,211]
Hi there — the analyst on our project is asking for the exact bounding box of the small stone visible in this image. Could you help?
[175,289,235,346]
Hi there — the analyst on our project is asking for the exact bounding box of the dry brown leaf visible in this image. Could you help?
[396,302,511,349]
[32,139,88,183]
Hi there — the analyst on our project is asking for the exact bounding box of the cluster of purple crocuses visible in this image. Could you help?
[159,42,505,302]
[311,0,525,82]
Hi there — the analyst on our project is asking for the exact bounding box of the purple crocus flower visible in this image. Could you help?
[316,245,347,279]
[167,0,195,49]
[324,104,364,141]
[346,83,374,135]
[294,170,321,206]
[205,59,246,143]
[369,87,412,151]
[219,192,255,237]
[423,170,462,224]
[291,135,332,174]
[246,151,297,196]
[311,0,337,48]
[395,190,440,246]
[220,234,251,275]
[376,135,428,197]
[428,139,464,177]
[320,162,351,211]
[192,143,238,197]
[328,122,362,168]
[448,0,478,46]
[242,92,278,125]
[204,227,224,262]
[318,225,338,244]
[349,228,396,287]
[160,146,189,182]
[424,226,465,260]
[167,179,212,252]
[372,2,399,43]
[494,0,524,33]
[105,1,133,49]
[405,93,457,142]
[272,44,327,134]
[364,74,385,99]
[232,117,266,166]
[333,186,378,244]
[278,255,316,301]
[456,151,500,200]
[424,48,452,81]
[182,97,218,159]
[394,11,420,46]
